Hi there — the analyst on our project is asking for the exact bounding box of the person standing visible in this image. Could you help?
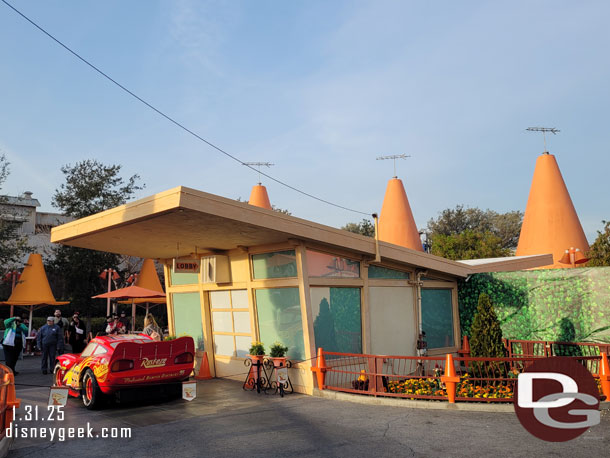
[3,317,28,375]
[118,311,131,331]
[53,309,69,352]
[37,317,64,375]
[68,313,87,354]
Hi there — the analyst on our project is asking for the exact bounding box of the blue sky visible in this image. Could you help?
[1,0,609,242]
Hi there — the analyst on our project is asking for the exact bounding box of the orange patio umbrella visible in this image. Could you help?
[92,285,165,332]
[117,259,165,316]
[1,253,69,334]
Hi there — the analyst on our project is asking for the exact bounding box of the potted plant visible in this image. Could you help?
[248,341,266,383]
[269,341,289,368]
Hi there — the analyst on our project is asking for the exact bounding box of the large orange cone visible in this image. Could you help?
[378,178,423,251]
[118,259,165,305]
[2,253,68,307]
[194,351,213,380]
[248,184,272,210]
[516,154,589,268]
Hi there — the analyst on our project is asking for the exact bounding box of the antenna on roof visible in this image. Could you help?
[376,154,410,178]
[243,162,274,184]
[526,127,560,155]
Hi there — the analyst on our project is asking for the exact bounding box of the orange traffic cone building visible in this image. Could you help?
[248,184,272,210]
[516,153,589,268]
[378,178,423,251]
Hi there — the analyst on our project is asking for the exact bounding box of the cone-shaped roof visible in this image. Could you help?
[378,178,423,251]
[118,259,165,304]
[516,153,589,268]
[248,184,272,210]
[2,253,69,306]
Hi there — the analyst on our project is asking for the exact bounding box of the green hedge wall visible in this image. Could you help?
[458,267,610,343]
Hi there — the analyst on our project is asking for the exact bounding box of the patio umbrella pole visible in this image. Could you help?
[132,299,136,332]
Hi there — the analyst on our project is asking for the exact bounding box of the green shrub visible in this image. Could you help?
[470,293,505,358]
[269,342,288,358]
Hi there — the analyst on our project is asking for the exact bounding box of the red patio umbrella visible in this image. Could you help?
[92,286,166,331]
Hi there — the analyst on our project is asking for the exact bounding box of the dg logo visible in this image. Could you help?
[514,357,601,442]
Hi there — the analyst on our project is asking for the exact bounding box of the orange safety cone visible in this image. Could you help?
[194,351,213,380]
[310,348,328,389]
[3,370,21,432]
[440,354,460,403]
[599,352,610,401]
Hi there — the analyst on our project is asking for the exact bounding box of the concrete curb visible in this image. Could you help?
[314,389,610,413]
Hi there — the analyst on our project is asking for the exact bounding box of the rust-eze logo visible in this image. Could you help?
[514,357,600,442]
[141,358,167,369]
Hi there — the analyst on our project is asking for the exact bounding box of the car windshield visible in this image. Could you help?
[80,342,97,357]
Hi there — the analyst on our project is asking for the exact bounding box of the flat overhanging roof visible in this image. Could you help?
[51,186,552,278]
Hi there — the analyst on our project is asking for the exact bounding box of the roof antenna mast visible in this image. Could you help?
[243,162,274,184]
[376,154,411,178]
[526,127,560,155]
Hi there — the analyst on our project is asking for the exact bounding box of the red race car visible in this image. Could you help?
[54,335,195,409]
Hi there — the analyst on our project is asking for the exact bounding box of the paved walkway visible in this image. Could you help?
[7,355,610,457]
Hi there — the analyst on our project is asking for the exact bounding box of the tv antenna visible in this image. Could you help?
[526,127,560,154]
[243,162,274,184]
[376,154,411,178]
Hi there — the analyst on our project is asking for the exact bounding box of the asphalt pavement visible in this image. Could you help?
[6,355,609,458]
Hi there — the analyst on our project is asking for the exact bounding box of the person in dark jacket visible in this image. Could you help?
[68,313,87,354]
[37,317,64,375]
[3,317,28,375]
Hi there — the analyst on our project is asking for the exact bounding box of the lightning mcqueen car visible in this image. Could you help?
[54,335,195,409]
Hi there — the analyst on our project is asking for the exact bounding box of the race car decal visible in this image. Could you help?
[141,357,167,369]
[93,363,109,383]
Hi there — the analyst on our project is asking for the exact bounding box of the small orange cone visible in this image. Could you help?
[194,351,212,380]
[310,348,328,389]
[440,354,460,403]
[599,352,610,401]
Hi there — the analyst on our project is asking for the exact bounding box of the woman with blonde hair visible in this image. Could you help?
[143,314,162,341]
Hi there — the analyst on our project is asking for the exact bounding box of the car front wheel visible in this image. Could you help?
[81,369,104,410]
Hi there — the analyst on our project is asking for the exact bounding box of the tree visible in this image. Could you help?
[0,154,27,268]
[49,160,144,314]
[469,293,505,358]
[429,230,511,260]
[53,160,143,218]
[426,205,522,259]
[587,220,610,267]
[342,219,375,237]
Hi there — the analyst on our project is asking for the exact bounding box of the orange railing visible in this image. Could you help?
[505,339,610,358]
[317,350,603,403]
[0,364,20,441]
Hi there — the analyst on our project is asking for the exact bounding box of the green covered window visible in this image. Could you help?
[368,265,410,280]
[306,250,360,278]
[172,292,204,351]
[252,250,297,279]
[311,287,362,354]
[421,289,455,349]
[170,267,199,285]
[255,288,304,360]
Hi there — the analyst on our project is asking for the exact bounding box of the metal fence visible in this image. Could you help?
[321,350,603,403]
[505,339,610,358]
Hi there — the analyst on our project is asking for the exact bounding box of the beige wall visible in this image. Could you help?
[369,286,417,357]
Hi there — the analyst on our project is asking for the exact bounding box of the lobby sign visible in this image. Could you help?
[173,258,200,274]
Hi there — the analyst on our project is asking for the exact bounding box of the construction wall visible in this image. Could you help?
[458,267,610,344]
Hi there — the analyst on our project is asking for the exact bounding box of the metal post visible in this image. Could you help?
[106,269,111,316]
